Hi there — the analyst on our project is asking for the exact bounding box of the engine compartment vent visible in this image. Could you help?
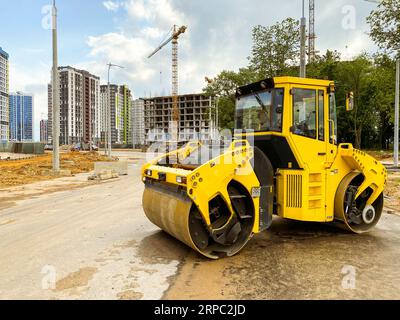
[286,174,302,208]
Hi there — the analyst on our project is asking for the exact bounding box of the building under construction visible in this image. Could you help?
[143,93,216,145]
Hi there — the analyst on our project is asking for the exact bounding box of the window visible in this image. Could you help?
[329,93,338,145]
[292,89,316,139]
[318,90,325,141]
[235,89,284,132]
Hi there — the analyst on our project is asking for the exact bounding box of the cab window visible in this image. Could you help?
[236,89,284,132]
[318,90,325,141]
[329,93,338,145]
[292,88,316,139]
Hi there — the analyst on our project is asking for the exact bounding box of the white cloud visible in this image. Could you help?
[103,1,121,12]
[87,32,156,84]
[87,0,378,100]
[125,0,151,20]
[86,0,193,97]
[124,0,185,28]
[141,27,164,39]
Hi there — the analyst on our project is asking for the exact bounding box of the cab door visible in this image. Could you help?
[326,91,339,165]
[289,87,327,221]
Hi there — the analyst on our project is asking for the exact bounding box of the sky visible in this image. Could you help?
[0,0,381,141]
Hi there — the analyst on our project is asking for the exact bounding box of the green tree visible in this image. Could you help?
[307,50,341,80]
[367,0,400,150]
[371,54,396,149]
[203,68,259,130]
[367,0,400,55]
[249,18,300,78]
[336,54,376,149]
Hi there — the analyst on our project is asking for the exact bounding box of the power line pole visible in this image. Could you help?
[52,0,60,172]
[395,58,399,167]
[300,0,307,78]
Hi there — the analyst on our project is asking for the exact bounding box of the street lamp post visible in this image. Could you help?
[52,0,60,172]
[106,63,124,159]
[395,59,399,167]
[300,0,307,78]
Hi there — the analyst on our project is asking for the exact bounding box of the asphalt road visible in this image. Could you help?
[0,151,399,300]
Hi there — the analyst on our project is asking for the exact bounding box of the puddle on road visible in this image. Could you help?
[117,290,144,300]
[50,215,400,300]
[55,267,98,292]
[137,231,190,265]
[51,232,184,300]
[165,216,400,300]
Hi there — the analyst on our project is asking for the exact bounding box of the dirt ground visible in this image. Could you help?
[385,171,400,210]
[366,150,393,162]
[0,152,111,189]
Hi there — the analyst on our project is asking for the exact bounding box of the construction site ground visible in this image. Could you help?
[0,150,399,300]
[0,151,111,189]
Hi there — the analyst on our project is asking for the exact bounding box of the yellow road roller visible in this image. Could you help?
[142,77,387,259]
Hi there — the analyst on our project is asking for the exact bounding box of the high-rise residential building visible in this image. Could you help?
[132,98,145,148]
[0,47,9,141]
[40,119,49,143]
[9,92,33,142]
[99,84,132,145]
[48,66,100,145]
[143,93,216,144]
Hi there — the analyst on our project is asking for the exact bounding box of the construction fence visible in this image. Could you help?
[0,142,45,155]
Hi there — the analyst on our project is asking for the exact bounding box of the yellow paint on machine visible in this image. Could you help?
[141,76,387,259]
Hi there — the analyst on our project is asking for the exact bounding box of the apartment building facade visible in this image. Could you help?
[9,92,33,142]
[143,93,216,144]
[40,119,48,143]
[132,98,145,148]
[99,85,132,145]
[48,66,100,145]
[0,47,9,141]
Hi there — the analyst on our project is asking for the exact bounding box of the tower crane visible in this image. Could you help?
[148,25,187,142]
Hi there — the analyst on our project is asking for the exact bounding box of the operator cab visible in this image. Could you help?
[234,77,339,171]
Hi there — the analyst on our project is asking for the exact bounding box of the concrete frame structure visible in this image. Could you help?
[144,93,216,144]
[99,84,132,146]
[48,66,100,145]
[0,47,9,141]
[9,92,33,142]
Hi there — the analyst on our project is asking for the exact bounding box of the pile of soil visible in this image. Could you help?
[0,152,111,189]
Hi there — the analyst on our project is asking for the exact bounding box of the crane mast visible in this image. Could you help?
[308,0,316,63]
[172,32,179,122]
[148,25,187,142]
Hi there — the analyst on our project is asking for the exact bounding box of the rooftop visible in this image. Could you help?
[0,47,9,60]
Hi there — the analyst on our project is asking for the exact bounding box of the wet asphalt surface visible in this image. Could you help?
[1,151,399,300]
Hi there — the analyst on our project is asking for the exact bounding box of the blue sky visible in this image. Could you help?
[0,0,380,141]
